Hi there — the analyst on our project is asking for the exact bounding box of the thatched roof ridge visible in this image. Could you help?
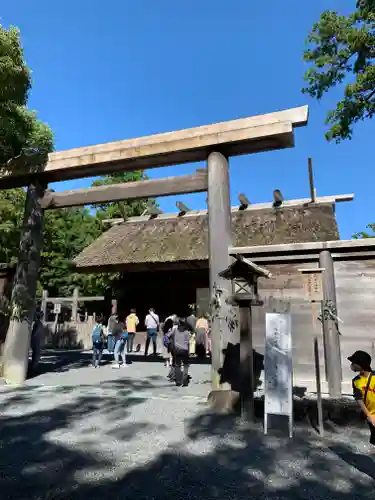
[74,203,339,270]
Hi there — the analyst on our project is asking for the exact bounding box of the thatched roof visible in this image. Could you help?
[74,203,339,271]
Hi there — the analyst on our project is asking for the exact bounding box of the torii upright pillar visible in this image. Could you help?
[207,152,239,392]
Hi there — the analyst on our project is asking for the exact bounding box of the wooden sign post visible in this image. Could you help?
[53,303,61,335]
[299,267,325,437]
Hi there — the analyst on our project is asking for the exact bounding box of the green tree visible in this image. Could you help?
[302,2,375,142]
[40,207,103,297]
[0,26,53,172]
[92,171,150,219]
[352,222,375,238]
[0,188,25,264]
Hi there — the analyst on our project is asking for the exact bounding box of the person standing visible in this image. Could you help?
[125,309,139,353]
[112,321,128,368]
[30,311,43,373]
[107,313,118,353]
[91,315,105,368]
[349,350,375,445]
[144,308,159,356]
[195,314,209,359]
[167,317,190,386]
[186,311,197,333]
[162,314,177,373]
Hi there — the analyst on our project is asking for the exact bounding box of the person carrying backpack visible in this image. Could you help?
[92,315,105,368]
[349,350,375,445]
[167,317,190,386]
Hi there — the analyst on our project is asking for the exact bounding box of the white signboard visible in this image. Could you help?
[53,303,61,314]
[264,313,293,436]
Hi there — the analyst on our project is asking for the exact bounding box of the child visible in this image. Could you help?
[167,318,190,387]
[349,350,375,445]
[92,316,105,368]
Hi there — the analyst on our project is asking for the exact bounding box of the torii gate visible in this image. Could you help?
[0,105,308,384]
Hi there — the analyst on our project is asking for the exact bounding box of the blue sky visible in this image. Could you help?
[2,0,372,239]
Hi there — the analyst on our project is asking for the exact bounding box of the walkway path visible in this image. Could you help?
[0,351,374,499]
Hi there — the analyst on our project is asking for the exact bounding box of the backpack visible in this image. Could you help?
[92,324,103,346]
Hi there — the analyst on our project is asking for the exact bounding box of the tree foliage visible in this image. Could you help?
[352,222,375,238]
[0,25,53,171]
[92,171,149,219]
[302,1,375,141]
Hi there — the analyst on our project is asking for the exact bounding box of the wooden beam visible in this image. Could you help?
[40,171,208,209]
[308,158,316,202]
[0,105,308,188]
[229,237,375,257]
[47,296,105,303]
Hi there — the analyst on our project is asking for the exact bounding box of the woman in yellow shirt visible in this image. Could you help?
[349,350,375,445]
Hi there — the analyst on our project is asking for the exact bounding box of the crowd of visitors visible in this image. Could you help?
[90,308,211,386]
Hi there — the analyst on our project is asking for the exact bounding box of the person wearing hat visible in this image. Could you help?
[349,350,375,444]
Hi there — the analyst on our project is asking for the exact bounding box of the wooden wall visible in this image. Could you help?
[252,263,321,388]
[249,259,375,392]
[335,260,375,382]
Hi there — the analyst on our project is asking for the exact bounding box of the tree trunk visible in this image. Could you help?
[2,181,45,384]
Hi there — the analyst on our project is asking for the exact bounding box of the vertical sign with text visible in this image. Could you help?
[264,312,293,436]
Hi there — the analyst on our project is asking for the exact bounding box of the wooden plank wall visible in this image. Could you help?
[335,260,375,382]
[252,263,321,390]
[245,259,375,393]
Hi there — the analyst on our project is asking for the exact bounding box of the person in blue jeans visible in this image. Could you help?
[92,316,105,368]
[112,326,128,368]
[144,308,160,356]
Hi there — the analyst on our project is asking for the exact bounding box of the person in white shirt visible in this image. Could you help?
[144,308,160,356]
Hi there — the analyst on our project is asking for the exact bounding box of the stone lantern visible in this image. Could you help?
[219,254,272,420]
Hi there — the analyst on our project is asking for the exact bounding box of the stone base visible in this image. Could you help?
[207,389,240,413]
[2,320,31,385]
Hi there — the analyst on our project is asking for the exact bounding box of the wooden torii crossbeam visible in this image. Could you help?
[1,105,308,386]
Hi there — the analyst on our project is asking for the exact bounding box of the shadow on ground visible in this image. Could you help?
[27,349,211,379]
[1,377,374,499]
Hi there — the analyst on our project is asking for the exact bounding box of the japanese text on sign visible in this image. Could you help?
[301,272,323,302]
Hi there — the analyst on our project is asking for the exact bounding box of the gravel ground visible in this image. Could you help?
[1,351,374,499]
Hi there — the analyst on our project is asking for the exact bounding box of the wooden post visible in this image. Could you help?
[319,250,342,398]
[311,301,324,437]
[41,289,48,320]
[238,298,254,421]
[71,287,79,322]
[3,181,45,384]
[308,158,316,203]
[207,151,237,392]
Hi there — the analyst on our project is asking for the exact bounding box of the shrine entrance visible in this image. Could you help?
[0,105,308,386]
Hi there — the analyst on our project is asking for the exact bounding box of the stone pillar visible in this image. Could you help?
[319,250,342,397]
[207,152,238,391]
[3,181,45,384]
